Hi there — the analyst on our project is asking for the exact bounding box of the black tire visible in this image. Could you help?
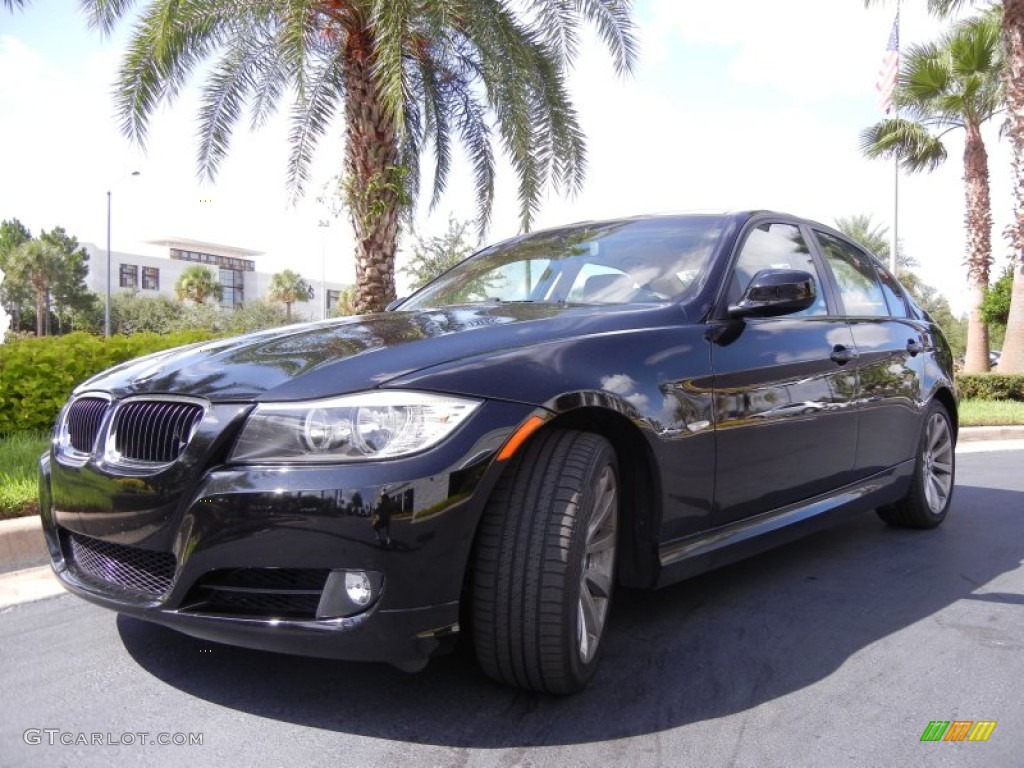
[877,401,956,529]
[471,429,619,694]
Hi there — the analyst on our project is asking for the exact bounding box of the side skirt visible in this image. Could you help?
[655,461,915,588]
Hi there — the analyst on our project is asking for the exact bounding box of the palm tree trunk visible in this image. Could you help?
[342,28,401,314]
[285,301,292,322]
[999,0,1024,373]
[961,121,993,374]
[34,287,45,337]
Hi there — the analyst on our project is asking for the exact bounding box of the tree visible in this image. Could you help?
[81,1,637,314]
[401,217,476,292]
[834,214,897,262]
[835,214,967,356]
[268,269,314,322]
[39,226,97,333]
[0,219,32,330]
[174,265,223,305]
[0,219,30,257]
[4,240,63,335]
[982,264,1014,324]
[329,286,358,317]
[0,221,101,335]
[224,298,291,334]
[112,291,180,334]
[861,11,1004,373]
[981,263,1013,350]
[1001,0,1024,371]
[867,0,1024,372]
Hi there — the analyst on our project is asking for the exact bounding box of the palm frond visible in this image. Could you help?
[369,0,414,130]
[113,1,230,144]
[574,0,638,76]
[196,33,271,182]
[248,40,288,131]
[286,53,343,199]
[860,118,948,173]
[527,0,580,66]
[417,58,454,212]
[927,0,974,17]
[78,0,138,35]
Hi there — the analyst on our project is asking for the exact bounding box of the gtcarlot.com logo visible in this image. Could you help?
[23,730,203,747]
[920,720,997,742]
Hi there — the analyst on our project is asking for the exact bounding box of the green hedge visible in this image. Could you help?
[0,331,216,433]
[956,373,1024,402]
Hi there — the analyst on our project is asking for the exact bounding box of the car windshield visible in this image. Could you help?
[400,216,729,310]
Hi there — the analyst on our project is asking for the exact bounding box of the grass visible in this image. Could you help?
[958,398,1024,427]
[0,431,49,520]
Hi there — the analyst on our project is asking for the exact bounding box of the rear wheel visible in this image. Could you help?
[877,401,955,529]
[471,429,618,694]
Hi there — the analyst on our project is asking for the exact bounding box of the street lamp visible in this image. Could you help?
[105,171,141,337]
[318,219,330,320]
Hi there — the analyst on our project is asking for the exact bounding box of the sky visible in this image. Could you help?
[0,0,1016,312]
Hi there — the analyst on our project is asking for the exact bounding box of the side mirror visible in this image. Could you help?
[728,269,816,319]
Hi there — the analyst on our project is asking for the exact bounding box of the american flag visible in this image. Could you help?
[876,13,900,114]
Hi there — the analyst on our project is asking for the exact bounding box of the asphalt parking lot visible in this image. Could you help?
[1,443,1021,768]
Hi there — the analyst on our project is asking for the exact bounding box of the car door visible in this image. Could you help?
[710,220,860,527]
[811,230,924,475]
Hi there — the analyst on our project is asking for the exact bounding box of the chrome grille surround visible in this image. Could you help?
[57,395,113,461]
[104,396,207,467]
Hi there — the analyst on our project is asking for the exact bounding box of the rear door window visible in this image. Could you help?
[815,232,889,318]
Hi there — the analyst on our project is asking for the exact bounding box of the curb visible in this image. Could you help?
[0,515,47,575]
[957,425,1024,442]
[1,425,1021,576]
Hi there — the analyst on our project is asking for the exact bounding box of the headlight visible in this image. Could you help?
[230,391,482,463]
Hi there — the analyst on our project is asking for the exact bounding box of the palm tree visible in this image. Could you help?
[867,0,1024,372]
[834,214,895,261]
[268,269,313,321]
[81,1,637,314]
[4,240,62,336]
[174,265,223,306]
[1001,1,1024,370]
[861,12,1004,373]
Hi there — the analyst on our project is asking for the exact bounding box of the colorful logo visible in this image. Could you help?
[920,721,996,742]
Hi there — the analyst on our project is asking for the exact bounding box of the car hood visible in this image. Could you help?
[75,303,682,402]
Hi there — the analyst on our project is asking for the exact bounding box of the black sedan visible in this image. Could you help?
[39,212,957,694]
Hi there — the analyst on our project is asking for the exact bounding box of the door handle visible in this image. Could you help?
[830,345,858,365]
[906,339,924,356]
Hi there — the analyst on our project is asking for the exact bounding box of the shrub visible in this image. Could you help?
[956,373,1024,402]
[110,293,295,336]
[0,330,215,433]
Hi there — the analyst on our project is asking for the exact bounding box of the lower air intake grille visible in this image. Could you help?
[64,530,176,596]
[112,400,204,463]
[182,568,330,620]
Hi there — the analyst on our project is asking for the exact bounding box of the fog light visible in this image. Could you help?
[345,570,373,606]
[317,569,384,618]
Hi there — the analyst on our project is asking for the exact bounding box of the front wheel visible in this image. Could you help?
[471,429,619,694]
[877,402,955,529]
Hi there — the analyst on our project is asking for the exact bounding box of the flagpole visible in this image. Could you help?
[891,0,901,274]
[892,157,899,274]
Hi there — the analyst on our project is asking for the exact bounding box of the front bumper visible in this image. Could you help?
[39,399,537,666]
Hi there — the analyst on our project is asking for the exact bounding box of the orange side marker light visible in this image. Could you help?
[496,416,546,461]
